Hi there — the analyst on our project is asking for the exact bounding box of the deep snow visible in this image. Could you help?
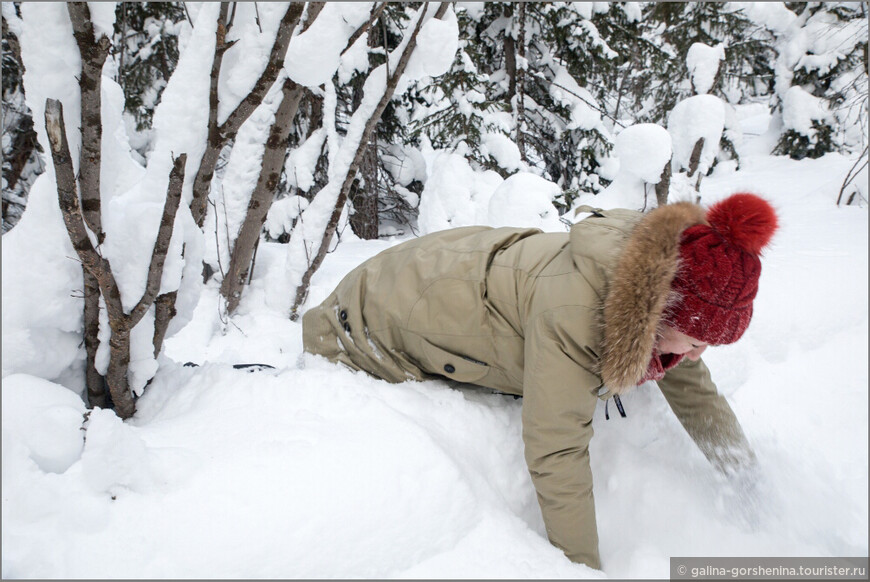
[2,105,867,578]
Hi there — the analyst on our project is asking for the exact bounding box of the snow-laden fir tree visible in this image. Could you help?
[773,1,868,159]
[404,2,614,213]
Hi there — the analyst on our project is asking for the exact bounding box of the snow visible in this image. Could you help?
[2,4,868,578]
[217,2,288,125]
[550,66,611,136]
[668,94,726,175]
[403,4,459,81]
[486,172,566,232]
[2,375,87,474]
[87,2,116,42]
[481,131,524,172]
[417,149,503,234]
[285,3,373,88]
[686,42,725,95]
[731,2,796,35]
[265,195,309,240]
[4,122,867,575]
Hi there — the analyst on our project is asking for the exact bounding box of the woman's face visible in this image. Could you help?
[655,325,708,361]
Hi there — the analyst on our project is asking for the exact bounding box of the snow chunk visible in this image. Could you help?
[1,375,86,474]
[572,124,671,212]
[383,144,427,187]
[614,123,673,183]
[266,196,310,239]
[481,133,524,173]
[781,86,833,137]
[286,128,327,192]
[219,3,288,124]
[550,67,610,135]
[668,95,725,175]
[686,43,725,94]
[486,173,565,232]
[286,3,372,87]
[730,2,796,34]
[404,5,459,81]
[87,2,116,41]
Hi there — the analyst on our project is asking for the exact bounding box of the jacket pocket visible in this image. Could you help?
[419,340,490,384]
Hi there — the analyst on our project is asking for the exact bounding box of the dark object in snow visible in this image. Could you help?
[183,362,276,373]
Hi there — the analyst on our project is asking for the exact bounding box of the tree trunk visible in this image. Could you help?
[687,137,705,178]
[68,2,111,408]
[515,2,527,162]
[290,3,451,320]
[46,98,187,419]
[348,135,379,240]
[348,12,383,240]
[221,78,305,314]
[152,290,178,358]
[655,160,671,207]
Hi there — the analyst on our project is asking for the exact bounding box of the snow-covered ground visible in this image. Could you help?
[2,108,867,578]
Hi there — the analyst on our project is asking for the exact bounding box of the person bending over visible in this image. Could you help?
[302,192,778,569]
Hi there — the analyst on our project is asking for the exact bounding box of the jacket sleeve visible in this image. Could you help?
[522,307,602,569]
[657,356,756,476]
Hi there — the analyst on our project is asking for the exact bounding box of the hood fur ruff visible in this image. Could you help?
[600,202,708,394]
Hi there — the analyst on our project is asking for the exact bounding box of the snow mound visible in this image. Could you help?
[486,172,566,232]
[417,151,503,234]
[2,374,86,474]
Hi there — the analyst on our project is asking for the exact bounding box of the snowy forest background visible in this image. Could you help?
[2,2,868,579]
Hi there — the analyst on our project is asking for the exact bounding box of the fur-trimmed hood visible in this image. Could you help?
[598,202,708,394]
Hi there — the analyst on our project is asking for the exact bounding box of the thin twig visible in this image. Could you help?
[836,146,869,206]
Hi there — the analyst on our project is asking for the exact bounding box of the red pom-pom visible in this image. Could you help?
[706,193,778,254]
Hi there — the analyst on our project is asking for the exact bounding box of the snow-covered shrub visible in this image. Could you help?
[575,123,672,211]
[668,94,725,176]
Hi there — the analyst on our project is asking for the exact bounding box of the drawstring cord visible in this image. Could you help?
[605,394,627,420]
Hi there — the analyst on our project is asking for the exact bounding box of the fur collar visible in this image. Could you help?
[600,202,708,394]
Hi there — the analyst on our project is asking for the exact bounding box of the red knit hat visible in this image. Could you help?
[665,193,779,345]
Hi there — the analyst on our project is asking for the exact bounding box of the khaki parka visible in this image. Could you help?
[302,202,756,570]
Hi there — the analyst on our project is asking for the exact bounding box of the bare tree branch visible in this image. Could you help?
[191,2,307,228]
[45,98,135,417]
[128,154,187,328]
[290,2,450,319]
[837,146,869,205]
[191,3,232,228]
[67,2,110,242]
